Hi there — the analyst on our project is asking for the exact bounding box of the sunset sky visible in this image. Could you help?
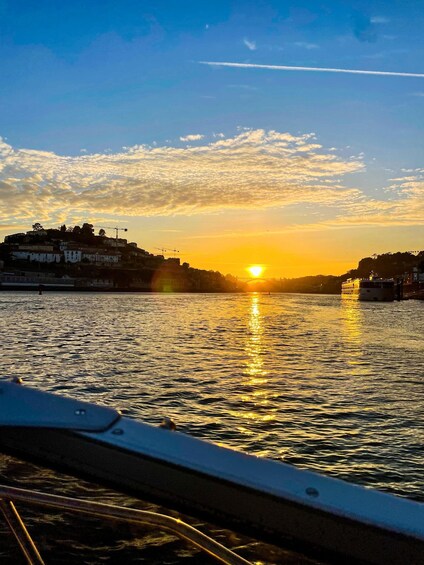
[0,1,423,278]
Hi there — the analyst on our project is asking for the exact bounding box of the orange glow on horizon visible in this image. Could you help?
[132,221,424,280]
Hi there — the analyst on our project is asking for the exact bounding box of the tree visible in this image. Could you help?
[81,223,94,241]
[32,222,44,231]
[98,229,106,237]
[60,225,67,232]
[81,223,94,235]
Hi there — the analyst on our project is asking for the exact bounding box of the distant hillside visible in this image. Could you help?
[0,222,244,292]
[1,224,423,293]
[247,251,424,294]
[347,252,424,279]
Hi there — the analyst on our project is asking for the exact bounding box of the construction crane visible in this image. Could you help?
[154,247,180,258]
[97,226,128,242]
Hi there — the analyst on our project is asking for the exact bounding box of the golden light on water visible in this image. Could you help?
[227,294,278,432]
[248,265,264,278]
[246,295,265,379]
[341,300,363,345]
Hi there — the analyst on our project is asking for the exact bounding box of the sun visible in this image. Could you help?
[248,265,264,278]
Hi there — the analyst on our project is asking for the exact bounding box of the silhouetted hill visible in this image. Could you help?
[0,223,244,292]
[348,252,424,279]
[246,251,424,294]
[1,224,423,293]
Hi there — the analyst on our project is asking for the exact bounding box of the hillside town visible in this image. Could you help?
[0,223,423,296]
[0,223,242,292]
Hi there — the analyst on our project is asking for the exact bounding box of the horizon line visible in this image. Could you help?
[199,61,424,78]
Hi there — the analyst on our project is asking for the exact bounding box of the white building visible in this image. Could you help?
[64,249,82,263]
[81,250,121,265]
[12,248,61,263]
[103,237,127,248]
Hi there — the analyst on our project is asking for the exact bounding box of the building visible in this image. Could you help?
[64,249,82,263]
[11,245,61,264]
[81,248,121,266]
[103,237,127,248]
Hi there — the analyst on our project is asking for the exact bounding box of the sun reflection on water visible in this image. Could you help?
[340,299,373,374]
[341,299,364,345]
[228,293,278,428]
[246,294,267,382]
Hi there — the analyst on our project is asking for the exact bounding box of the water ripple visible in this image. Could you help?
[1,292,423,562]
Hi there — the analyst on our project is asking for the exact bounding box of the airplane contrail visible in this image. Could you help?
[199,61,424,78]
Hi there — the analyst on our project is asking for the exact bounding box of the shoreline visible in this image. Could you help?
[0,286,339,294]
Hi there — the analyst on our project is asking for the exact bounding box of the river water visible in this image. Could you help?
[0,292,423,563]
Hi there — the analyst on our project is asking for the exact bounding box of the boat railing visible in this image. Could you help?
[0,483,252,565]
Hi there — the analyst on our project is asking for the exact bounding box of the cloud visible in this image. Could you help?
[243,38,257,51]
[294,42,319,50]
[200,61,424,78]
[370,16,390,24]
[227,84,258,91]
[179,134,204,142]
[0,223,28,231]
[0,130,365,225]
[2,132,422,232]
[329,172,424,227]
[352,12,377,43]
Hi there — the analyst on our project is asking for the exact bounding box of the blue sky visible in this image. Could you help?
[0,1,423,276]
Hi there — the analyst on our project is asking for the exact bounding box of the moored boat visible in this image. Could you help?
[341,276,397,301]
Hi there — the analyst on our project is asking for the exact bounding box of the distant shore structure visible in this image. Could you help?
[341,276,399,301]
[1,224,423,294]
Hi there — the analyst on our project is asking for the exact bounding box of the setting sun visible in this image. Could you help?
[248,265,264,278]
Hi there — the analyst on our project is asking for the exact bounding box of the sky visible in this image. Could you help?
[0,0,423,278]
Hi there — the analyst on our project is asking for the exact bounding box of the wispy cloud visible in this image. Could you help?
[352,12,377,43]
[227,84,258,91]
[370,16,390,24]
[1,132,422,231]
[330,171,424,227]
[179,134,204,142]
[294,42,319,50]
[243,38,257,51]
[200,61,424,78]
[0,223,28,231]
[0,131,363,225]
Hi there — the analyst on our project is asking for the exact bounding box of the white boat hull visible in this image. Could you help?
[0,382,423,564]
[342,278,396,301]
[342,288,395,301]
